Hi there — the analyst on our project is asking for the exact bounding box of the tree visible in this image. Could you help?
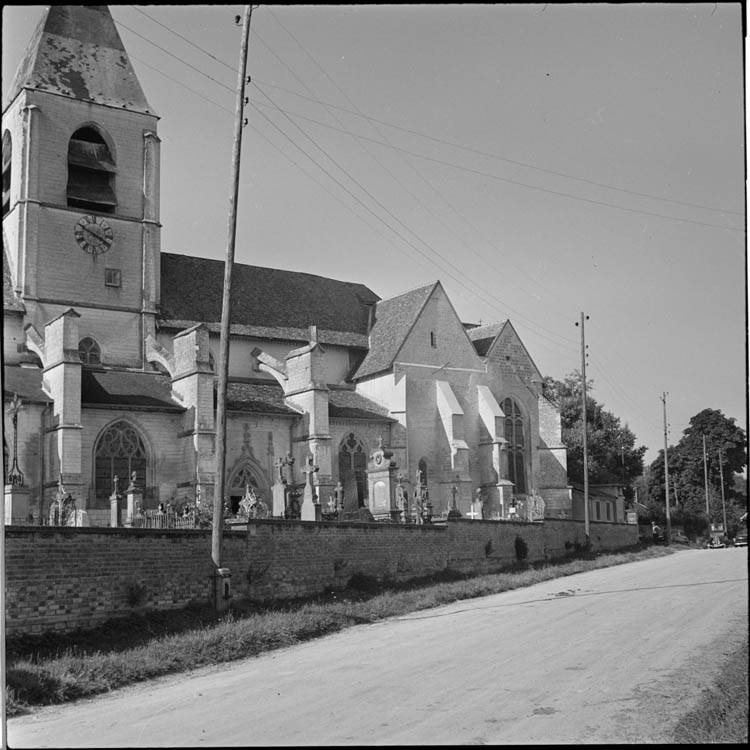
[644,409,747,538]
[543,372,647,498]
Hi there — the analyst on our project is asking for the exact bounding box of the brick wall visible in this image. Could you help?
[3,518,638,636]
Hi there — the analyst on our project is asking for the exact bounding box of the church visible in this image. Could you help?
[3,5,572,527]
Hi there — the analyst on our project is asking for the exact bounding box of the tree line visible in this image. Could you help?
[543,372,747,539]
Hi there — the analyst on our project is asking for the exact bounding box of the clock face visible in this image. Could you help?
[74,215,114,256]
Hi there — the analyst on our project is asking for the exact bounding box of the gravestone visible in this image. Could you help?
[300,455,319,521]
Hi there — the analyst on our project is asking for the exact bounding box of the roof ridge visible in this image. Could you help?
[374,280,438,305]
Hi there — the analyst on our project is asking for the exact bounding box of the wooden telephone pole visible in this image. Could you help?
[213,6,254,605]
[703,433,711,539]
[577,313,590,539]
[661,392,671,545]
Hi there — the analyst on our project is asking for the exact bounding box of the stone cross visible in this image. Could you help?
[451,481,458,510]
[283,454,295,485]
[7,392,24,487]
[275,457,286,485]
[300,455,319,521]
[334,481,344,510]
[302,455,319,486]
[466,506,480,520]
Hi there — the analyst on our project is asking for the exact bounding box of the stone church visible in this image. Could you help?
[3,5,572,527]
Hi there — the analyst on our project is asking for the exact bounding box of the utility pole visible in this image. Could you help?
[213,5,254,608]
[576,313,590,539]
[718,449,728,538]
[660,392,671,545]
[703,433,711,541]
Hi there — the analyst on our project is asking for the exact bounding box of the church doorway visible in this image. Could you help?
[226,461,267,514]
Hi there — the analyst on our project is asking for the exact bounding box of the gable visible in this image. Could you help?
[397,283,484,370]
[485,320,543,386]
[352,283,435,380]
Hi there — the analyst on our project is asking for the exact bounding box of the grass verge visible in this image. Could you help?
[3,546,680,719]
[670,635,749,744]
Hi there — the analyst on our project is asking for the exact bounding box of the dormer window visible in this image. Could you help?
[67,126,116,214]
[78,337,102,366]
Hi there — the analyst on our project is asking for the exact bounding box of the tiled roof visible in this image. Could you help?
[466,321,506,356]
[81,369,182,411]
[225,382,298,415]
[352,282,437,380]
[158,321,370,348]
[4,6,154,114]
[159,254,380,338]
[3,366,49,404]
[328,389,393,421]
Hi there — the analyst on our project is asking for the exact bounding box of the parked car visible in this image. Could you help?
[706,537,726,549]
[671,530,690,545]
[734,530,748,547]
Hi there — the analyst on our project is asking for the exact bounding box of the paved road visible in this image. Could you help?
[7,548,748,746]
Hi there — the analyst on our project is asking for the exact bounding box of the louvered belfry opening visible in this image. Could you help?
[67,126,117,213]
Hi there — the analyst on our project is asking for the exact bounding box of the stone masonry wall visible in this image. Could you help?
[3,519,638,636]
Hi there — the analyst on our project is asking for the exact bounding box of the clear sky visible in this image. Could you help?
[3,3,747,466]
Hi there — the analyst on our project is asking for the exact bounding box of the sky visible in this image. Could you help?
[2,3,747,466]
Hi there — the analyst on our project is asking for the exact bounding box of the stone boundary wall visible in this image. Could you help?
[3,519,638,636]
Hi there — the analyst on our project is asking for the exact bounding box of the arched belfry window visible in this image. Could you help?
[94,420,148,500]
[67,126,116,213]
[502,398,527,494]
[338,433,367,507]
[2,130,11,218]
[78,337,101,366]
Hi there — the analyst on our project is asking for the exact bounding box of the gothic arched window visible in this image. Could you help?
[338,433,367,507]
[502,398,527,494]
[78,337,102,366]
[94,420,148,500]
[227,463,265,515]
[2,130,11,218]
[67,125,116,214]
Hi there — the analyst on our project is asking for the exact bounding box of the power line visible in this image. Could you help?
[249,80,744,218]
[252,87,578,351]
[261,10,571,318]
[124,6,743,223]
[123,7,575,346]
[248,92,743,234]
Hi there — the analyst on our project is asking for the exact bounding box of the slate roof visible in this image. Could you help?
[4,6,154,114]
[225,382,298,416]
[223,381,391,421]
[328,389,393,421]
[81,369,182,411]
[159,253,380,343]
[352,282,437,380]
[3,366,49,404]
[466,322,507,357]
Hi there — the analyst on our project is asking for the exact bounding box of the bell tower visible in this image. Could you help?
[2,5,161,369]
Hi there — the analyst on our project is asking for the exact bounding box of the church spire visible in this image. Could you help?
[4,5,154,115]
